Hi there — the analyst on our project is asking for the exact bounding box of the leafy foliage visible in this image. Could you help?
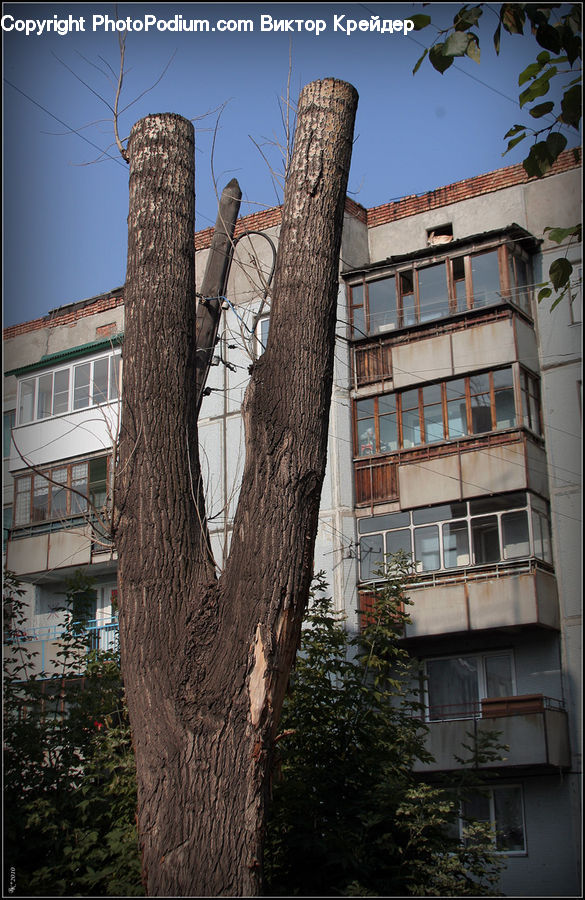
[3,570,142,897]
[413,3,582,309]
[264,560,504,896]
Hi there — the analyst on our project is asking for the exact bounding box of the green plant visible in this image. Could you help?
[3,569,142,896]
[264,558,503,896]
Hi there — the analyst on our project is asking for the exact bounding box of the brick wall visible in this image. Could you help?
[3,293,125,340]
[366,147,581,229]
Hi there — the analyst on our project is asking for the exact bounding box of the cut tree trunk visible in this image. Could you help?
[116,79,358,897]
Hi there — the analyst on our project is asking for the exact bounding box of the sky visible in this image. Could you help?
[2,2,579,327]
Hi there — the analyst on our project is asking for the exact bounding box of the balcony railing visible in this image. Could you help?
[426,694,565,723]
[4,617,119,677]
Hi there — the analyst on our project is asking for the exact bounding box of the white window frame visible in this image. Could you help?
[459,785,527,855]
[357,492,552,582]
[16,350,121,425]
[423,649,517,722]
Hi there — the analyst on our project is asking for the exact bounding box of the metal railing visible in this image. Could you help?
[4,617,119,672]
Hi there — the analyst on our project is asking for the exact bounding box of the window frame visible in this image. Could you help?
[459,785,527,855]
[348,244,532,338]
[16,350,122,425]
[423,649,517,722]
[357,492,552,582]
[354,365,528,458]
[12,456,111,529]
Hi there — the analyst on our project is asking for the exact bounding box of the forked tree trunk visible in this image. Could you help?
[116,79,358,896]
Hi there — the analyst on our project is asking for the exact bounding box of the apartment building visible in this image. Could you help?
[3,149,581,895]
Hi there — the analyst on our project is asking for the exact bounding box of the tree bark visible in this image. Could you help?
[116,79,358,897]
[195,177,242,415]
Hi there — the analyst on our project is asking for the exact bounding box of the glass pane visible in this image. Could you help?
[469,373,492,434]
[452,256,467,312]
[351,284,365,337]
[358,511,410,533]
[401,389,421,448]
[414,525,440,571]
[418,263,450,322]
[19,379,35,424]
[494,788,525,852]
[485,655,513,698]
[14,476,32,525]
[427,656,479,720]
[471,251,500,307]
[37,373,53,419]
[379,393,398,452]
[470,493,525,515]
[423,384,444,443]
[357,420,376,456]
[53,369,70,415]
[386,529,411,559]
[532,510,552,563]
[413,503,466,525]
[502,510,529,558]
[443,521,470,568]
[446,378,468,438]
[368,277,397,333]
[471,516,500,564]
[109,355,121,400]
[32,475,49,522]
[258,319,270,353]
[89,457,108,509]
[494,368,516,429]
[71,463,88,514]
[93,358,109,404]
[399,271,416,325]
[51,468,68,518]
[360,534,384,581]
[466,792,491,823]
[74,364,91,410]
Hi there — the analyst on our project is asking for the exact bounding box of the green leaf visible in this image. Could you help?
[529,101,555,118]
[409,14,431,31]
[412,47,428,75]
[519,60,544,86]
[536,23,562,53]
[466,35,481,64]
[537,286,553,302]
[549,257,573,290]
[504,124,527,139]
[523,141,554,177]
[503,132,527,154]
[429,43,454,74]
[454,6,482,31]
[493,22,501,54]
[560,84,582,129]
[546,131,567,162]
[444,31,472,57]
[519,67,557,107]
[544,224,582,243]
[501,3,526,35]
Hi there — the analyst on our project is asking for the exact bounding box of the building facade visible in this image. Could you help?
[3,149,581,895]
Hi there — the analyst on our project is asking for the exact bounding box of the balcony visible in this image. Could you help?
[413,694,571,773]
[4,617,119,679]
[403,560,559,639]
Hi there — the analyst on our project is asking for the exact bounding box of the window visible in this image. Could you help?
[16,351,121,424]
[425,651,515,721]
[357,492,551,581]
[3,410,16,458]
[461,787,526,853]
[355,367,525,457]
[348,244,531,337]
[12,456,110,528]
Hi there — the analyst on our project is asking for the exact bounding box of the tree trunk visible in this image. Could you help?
[116,79,358,897]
